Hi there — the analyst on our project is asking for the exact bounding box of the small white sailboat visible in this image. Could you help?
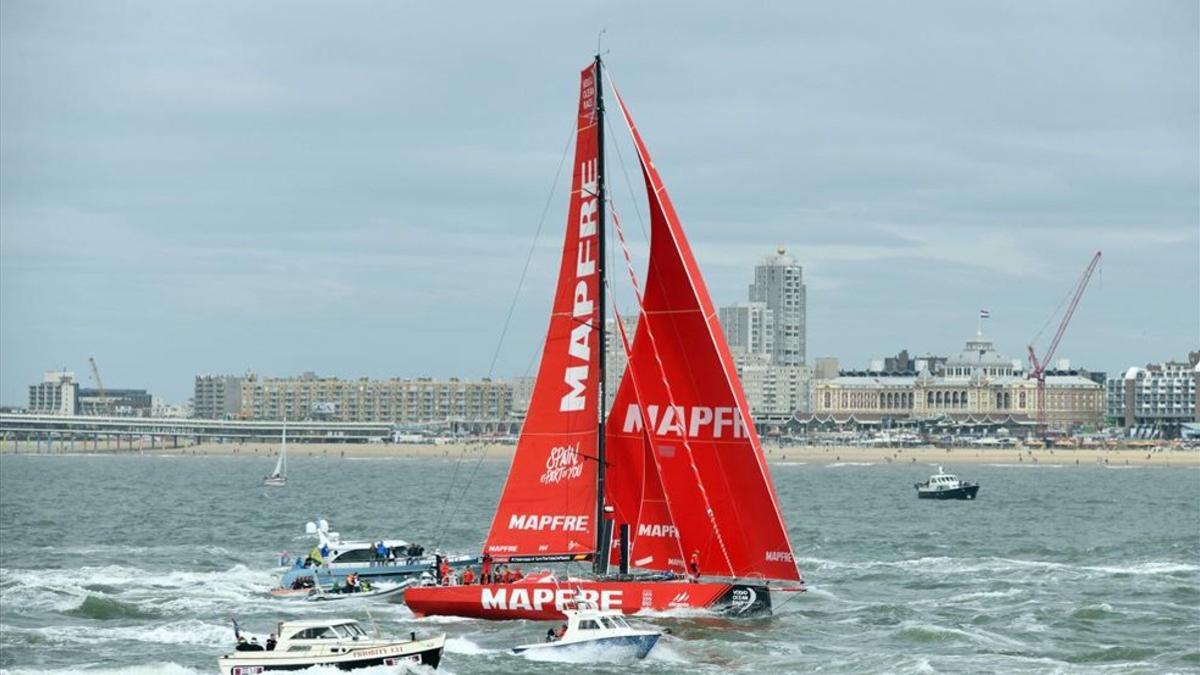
[263,422,288,486]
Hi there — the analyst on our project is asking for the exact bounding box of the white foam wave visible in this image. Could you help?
[3,663,203,675]
[444,636,496,655]
[794,555,1199,579]
[826,462,875,467]
[0,563,279,615]
[24,620,232,648]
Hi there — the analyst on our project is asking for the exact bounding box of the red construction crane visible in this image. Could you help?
[1026,251,1102,435]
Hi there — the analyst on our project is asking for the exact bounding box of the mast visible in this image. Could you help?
[593,53,610,576]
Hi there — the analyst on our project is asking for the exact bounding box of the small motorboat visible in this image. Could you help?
[512,603,662,660]
[306,578,414,603]
[218,618,443,674]
[915,466,980,500]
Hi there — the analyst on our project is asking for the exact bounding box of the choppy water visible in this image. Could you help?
[0,454,1197,674]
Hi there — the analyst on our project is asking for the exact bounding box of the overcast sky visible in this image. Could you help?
[1,1,1197,405]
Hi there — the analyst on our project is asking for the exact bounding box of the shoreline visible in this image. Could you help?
[2,440,1197,466]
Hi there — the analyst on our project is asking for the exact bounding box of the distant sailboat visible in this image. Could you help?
[264,422,288,487]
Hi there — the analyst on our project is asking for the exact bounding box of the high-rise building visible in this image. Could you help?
[238,373,512,424]
[748,249,806,366]
[719,302,774,358]
[1106,353,1200,438]
[604,314,637,413]
[28,371,78,415]
[193,375,245,419]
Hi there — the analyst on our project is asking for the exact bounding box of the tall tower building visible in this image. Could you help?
[749,249,806,366]
[718,302,774,357]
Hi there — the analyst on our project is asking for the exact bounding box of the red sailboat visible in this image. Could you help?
[405,55,804,622]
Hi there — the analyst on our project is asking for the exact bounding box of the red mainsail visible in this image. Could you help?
[604,84,803,582]
[482,65,602,562]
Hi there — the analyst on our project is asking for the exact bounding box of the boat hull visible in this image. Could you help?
[405,580,770,621]
[917,484,980,500]
[217,637,442,674]
[514,632,660,659]
[278,556,476,590]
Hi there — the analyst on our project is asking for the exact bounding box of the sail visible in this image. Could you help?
[605,84,802,582]
[271,423,287,478]
[604,311,686,574]
[482,64,602,562]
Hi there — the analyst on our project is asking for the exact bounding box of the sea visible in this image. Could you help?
[1,453,1197,674]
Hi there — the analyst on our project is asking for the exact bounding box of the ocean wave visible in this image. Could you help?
[18,620,233,648]
[444,636,496,655]
[793,555,1199,579]
[826,462,876,467]
[0,563,278,615]
[2,663,204,675]
[64,595,161,620]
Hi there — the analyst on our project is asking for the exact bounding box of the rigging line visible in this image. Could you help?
[435,119,576,549]
[486,121,577,379]
[1031,278,1076,350]
[602,69,650,244]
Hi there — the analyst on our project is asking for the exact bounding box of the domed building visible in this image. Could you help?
[807,332,1104,434]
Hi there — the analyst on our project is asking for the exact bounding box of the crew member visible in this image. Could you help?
[689,550,701,583]
[481,554,493,584]
[266,634,277,651]
[439,558,451,585]
[461,567,476,585]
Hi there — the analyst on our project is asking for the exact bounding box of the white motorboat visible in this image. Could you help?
[218,618,443,674]
[305,578,415,603]
[278,519,476,591]
[263,422,288,487]
[915,465,980,500]
[512,604,662,660]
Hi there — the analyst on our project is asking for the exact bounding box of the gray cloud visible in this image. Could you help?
[2,0,1196,403]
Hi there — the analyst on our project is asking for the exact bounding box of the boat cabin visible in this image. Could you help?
[274,620,373,650]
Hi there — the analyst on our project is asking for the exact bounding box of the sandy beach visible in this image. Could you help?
[4,438,1197,467]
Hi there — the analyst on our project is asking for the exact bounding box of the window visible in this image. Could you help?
[578,620,601,631]
[332,548,376,563]
[294,627,337,639]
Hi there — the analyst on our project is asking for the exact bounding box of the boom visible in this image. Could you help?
[1026,251,1102,433]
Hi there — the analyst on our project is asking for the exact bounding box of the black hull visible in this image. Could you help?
[917,485,980,500]
[713,583,773,616]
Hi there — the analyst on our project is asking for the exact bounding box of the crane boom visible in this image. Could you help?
[1037,251,1102,376]
[88,357,110,415]
[1026,250,1102,434]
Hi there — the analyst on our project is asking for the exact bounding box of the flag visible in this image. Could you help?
[979,309,990,319]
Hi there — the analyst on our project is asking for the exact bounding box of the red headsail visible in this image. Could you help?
[605,84,803,582]
[483,65,602,562]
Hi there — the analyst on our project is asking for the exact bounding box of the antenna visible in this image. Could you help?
[596,28,607,56]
